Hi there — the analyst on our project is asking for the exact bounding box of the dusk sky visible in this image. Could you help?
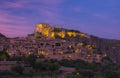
[0,0,120,39]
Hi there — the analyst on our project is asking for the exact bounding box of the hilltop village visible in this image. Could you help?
[0,23,107,63]
[0,23,120,78]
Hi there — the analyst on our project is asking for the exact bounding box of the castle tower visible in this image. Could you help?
[34,23,53,38]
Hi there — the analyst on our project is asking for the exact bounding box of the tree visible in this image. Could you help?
[0,49,10,60]
[48,62,60,78]
[9,56,23,61]
[104,70,119,78]
[11,65,24,75]
[24,54,36,67]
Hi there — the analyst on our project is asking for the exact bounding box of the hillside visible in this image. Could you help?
[0,33,6,38]
[33,23,120,65]
[0,23,120,65]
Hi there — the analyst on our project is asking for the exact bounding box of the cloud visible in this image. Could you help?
[92,13,120,26]
[1,0,67,23]
[0,15,27,24]
[0,0,68,37]
[1,0,66,9]
[0,23,33,37]
[0,0,119,39]
[93,13,108,20]
[34,0,65,4]
[0,9,32,37]
[0,0,28,9]
[72,6,82,13]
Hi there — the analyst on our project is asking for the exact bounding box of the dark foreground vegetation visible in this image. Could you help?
[0,50,120,78]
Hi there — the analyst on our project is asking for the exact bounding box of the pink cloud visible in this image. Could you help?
[0,9,28,24]
[1,0,66,9]
[1,0,29,9]
[93,13,108,20]
[0,0,72,37]
[93,13,120,26]
[0,9,32,37]
[0,23,33,38]
[34,0,66,5]
[0,0,68,25]
[4,2,23,8]
[32,4,66,24]
[72,6,81,12]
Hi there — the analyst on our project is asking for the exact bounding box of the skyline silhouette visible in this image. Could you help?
[0,0,120,39]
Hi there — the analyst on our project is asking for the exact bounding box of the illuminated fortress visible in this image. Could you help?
[34,23,90,39]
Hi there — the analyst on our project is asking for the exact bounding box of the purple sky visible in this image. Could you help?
[0,0,120,39]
